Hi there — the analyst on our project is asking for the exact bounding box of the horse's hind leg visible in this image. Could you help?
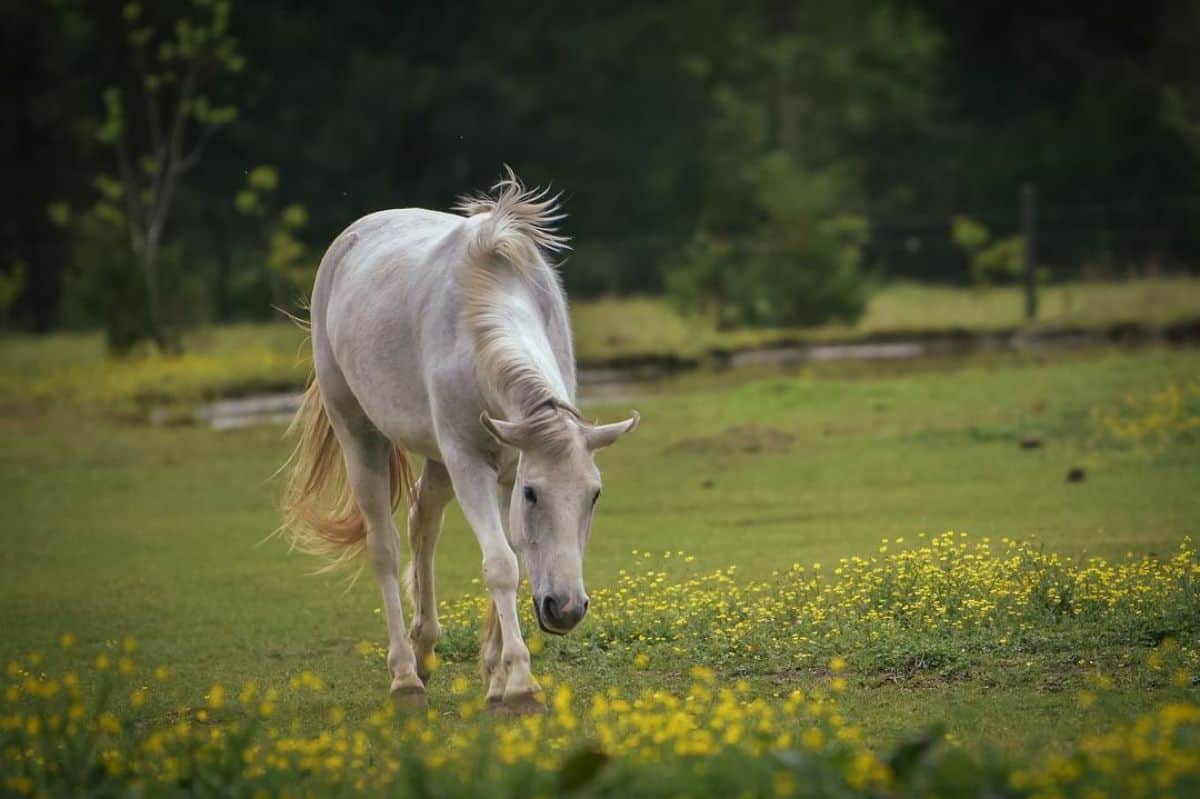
[406,460,453,683]
[324,394,425,706]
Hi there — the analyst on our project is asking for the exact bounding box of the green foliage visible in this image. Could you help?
[8,0,1200,332]
[668,149,870,328]
[234,166,312,308]
[665,1,939,328]
[52,194,209,354]
[951,215,1028,288]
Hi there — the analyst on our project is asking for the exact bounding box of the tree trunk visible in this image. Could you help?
[141,240,179,354]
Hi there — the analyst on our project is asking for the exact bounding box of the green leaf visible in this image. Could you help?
[96,88,124,144]
[234,190,259,216]
[93,175,124,202]
[951,215,990,254]
[247,166,278,192]
[281,204,308,230]
[46,203,71,228]
[207,106,237,126]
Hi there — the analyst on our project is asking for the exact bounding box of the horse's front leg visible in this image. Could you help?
[443,451,542,714]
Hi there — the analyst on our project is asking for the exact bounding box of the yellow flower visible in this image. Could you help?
[208,684,225,710]
[59,633,76,650]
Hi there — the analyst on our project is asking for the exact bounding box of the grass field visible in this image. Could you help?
[3,338,1198,759]
[3,291,1200,794]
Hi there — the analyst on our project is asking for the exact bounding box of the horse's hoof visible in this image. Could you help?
[492,691,545,716]
[390,683,427,710]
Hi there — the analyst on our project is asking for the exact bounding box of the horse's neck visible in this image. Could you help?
[475,275,573,418]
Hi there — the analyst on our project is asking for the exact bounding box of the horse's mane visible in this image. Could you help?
[456,168,580,449]
[454,165,570,258]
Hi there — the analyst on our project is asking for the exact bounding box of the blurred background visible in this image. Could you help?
[4,0,1200,353]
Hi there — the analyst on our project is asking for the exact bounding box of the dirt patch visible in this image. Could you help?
[666,424,795,456]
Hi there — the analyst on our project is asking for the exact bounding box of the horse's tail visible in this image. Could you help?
[279,378,412,573]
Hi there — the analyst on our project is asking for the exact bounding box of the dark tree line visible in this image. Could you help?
[3,0,1198,335]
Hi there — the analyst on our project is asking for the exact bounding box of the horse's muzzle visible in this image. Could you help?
[533,593,589,635]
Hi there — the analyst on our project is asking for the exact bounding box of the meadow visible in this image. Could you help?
[2,300,1199,795]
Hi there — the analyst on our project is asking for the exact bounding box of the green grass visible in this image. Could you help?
[1,343,1198,770]
[2,276,1198,413]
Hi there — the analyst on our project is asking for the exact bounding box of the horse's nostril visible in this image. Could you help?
[583,598,590,614]
[541,595,558,623]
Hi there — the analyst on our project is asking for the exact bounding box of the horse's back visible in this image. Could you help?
[312,206,473,456]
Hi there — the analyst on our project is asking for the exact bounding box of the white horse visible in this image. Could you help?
[280,169,639,714]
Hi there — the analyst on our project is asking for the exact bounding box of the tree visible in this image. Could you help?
[74,0,243,352]
[667,0,939,327]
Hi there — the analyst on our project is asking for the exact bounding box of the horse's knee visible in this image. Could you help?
[482,550,519,594]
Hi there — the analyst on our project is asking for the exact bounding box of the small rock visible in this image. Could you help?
[1066,467,1086,483]
[1019,435,1043,450]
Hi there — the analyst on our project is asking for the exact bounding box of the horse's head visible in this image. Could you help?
[482,405,639,634]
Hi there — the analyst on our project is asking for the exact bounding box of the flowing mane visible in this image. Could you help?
[453,165,570,258]
[456,169,581,443]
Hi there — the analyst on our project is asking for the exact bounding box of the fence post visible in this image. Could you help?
[1021,183,1037,320]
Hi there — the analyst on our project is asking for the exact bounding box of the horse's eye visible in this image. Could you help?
[592,489,601,506]
[523,486,538,505]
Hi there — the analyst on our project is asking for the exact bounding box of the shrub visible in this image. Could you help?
[668,155,868,329]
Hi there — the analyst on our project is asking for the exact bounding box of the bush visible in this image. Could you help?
[668,155,868,329]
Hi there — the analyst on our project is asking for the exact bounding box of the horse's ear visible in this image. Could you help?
[481,413,527,449]
[584,411,640,451]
